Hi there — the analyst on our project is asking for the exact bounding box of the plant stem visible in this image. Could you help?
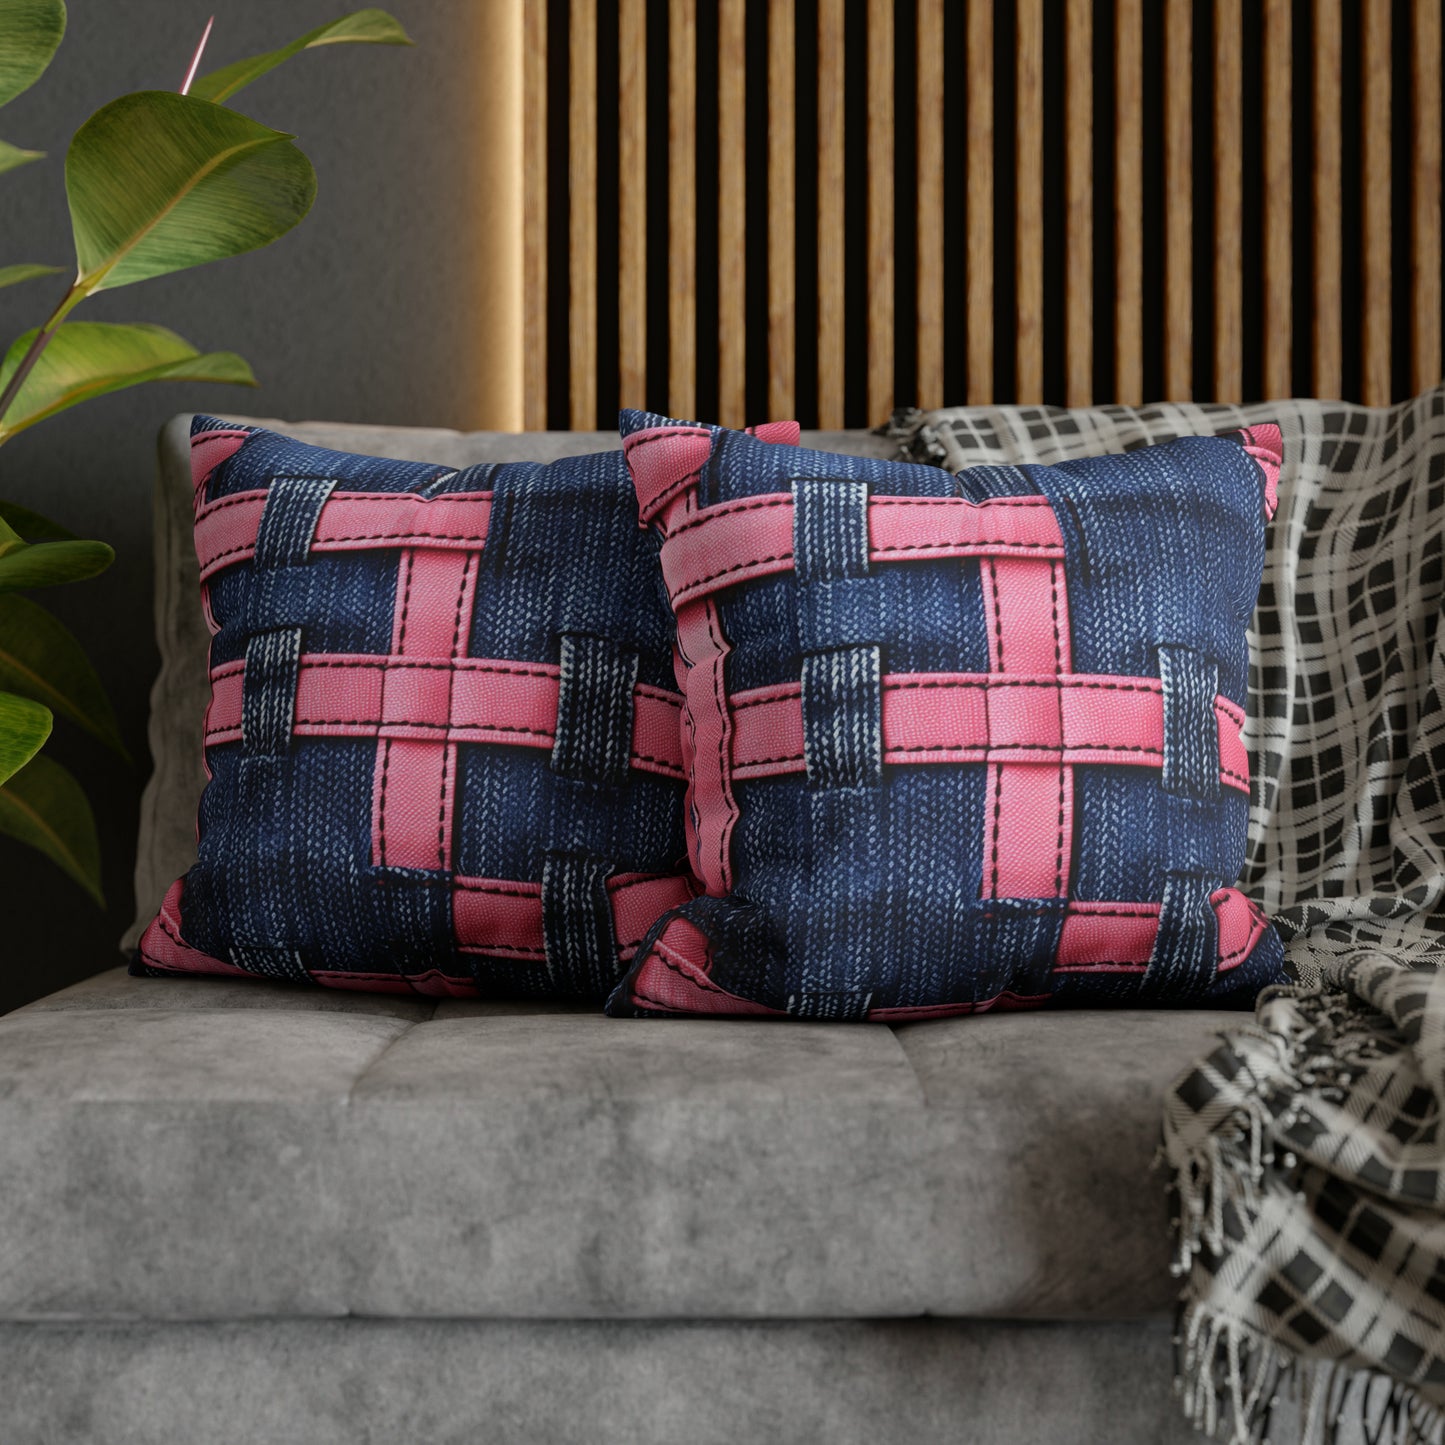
[0,282,83,438]
[0,329,55,428]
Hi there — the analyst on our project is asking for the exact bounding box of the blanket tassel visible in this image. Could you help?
[1176,1305,1445,1445]
[1171,1077,1445,1445]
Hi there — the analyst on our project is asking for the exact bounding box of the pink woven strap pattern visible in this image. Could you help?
[658,492,1064,605]
[149,421,703,998]
[622,420,1280,1017]
[726,673,1247,786]
[139,872,696,994]
[194,489,497,581]
[204,654,686,776]
[624,887,1273,1018]
[619,421,809,893]
[189,455,686,895]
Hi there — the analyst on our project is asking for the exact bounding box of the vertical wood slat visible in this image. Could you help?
[915,0,944,410]
[1361,0,1392,406]
[866,0,894,424]
[1114,0,1143,405]
[1015,0,1043,404]
[618,0,646,410]
[568,0,597,430]
[1163,0,1191,400]
[965,0,993,405]
[718,0,747,426]
[1064,0,1092,408]
[522,0,548,429]
[768,0,796,419]
[1411,0,1443,393]
[1313,0,1343,398]
[669,0,697,420]
[1214,0,1243,403]
[476,2,525,430]
[1262,0,1292,399]
[817,0,846,428]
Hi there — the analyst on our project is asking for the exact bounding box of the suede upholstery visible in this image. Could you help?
[0,1319,1215,1445]
[3,965,1230,1323]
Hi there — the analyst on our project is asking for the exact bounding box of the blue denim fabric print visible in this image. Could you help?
[136,416,690,1002]
[608,411,1287,1020]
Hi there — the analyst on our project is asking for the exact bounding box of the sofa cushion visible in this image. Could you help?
[0,967,1235,1322]
[0,1318,1210,1445]
[126,416,902,955]
[609,410,1286,1020]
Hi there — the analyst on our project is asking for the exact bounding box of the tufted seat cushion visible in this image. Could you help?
[0,966,1232,1323]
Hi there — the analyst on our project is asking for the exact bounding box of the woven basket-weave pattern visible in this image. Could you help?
[609,411,1288,1020]
[135,416,689,1002]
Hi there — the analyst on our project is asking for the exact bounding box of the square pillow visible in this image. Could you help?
[609,410,1289,1020]
[133,415,804,1001]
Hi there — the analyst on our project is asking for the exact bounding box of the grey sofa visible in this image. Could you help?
[0,417,1248,1444]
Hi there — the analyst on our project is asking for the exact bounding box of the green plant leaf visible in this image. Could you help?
[0,536,111,591]
[0,321,255,440]
[0,750,102,904]
[0,138,43,173]
[66,90,316,294]
[0,500,73,540]
[0,687,50,786]
[0,0,65,110]
[189,9,413,105]
[0,593,127,757]
[0,262,61,290]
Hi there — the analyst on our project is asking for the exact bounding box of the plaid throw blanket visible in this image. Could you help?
[896,388,1445,1443]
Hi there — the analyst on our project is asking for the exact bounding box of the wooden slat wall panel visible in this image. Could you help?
[915,0,944,410]
[1114,0,1143,406]
[1213,0,1243,404]
[618,0,646,410]
[1163,0,1191,401]
[1361,0,1392,407]
[1411,0,1442,394]
[866,0,894,423]
[768,0,796,419]
[1313,0,1343,399]
[521,0,547,431]
[1262,0,1292,400]
[965,0,993,405]
[1064,0,1092,408]
[718,0,747,426]
[568,0,596,429]
[669,0,697,420]
[1015,0,1043,404]
[518,0,1445,429]
[816,0,846,428]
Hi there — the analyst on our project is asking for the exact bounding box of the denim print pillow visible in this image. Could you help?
[135,415,712,1002]
[608,410,1288,1020]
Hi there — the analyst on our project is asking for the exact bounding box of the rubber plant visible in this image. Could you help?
[0,3,411,904]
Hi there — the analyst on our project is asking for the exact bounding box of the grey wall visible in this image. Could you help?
[0,0,492,1011]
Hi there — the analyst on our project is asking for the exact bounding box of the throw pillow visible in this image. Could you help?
[609,409,1288,1019]
[135,414,792,1000]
